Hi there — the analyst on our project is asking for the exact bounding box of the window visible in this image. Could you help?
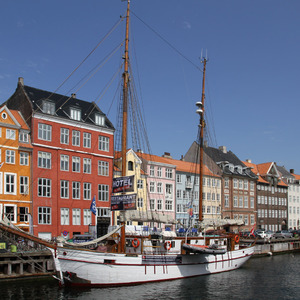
[207,178,211,187]
[43,100,55,115]
[95,113,104,126]
[72,157,80,172]
[239,196,243,208]
[60,180,69,198]
[157,167,162,178]
[250,181,255,191]
[165,168,173,179]
[72,208,81,225]
[233,196,238,207]
[128,161,133,171]
[6,150,15,164]
[20,176,29,195]
[137,198,143,208]
[165,199,173,211]
[72,130,80,146]
[176,174,181,183]
[233,179,238,189]
[60,128,69,145]
[97,208,110,217]
[157,199,162,211]
[4,205,16,222]
[83,132,91,148]
[6,129,16,140]
[98,160,109,176]
[72,181,80,199]
[150,199,155,210]
[38,151,51,169]
[157,182,162,194]
[83,209,91,225]
[19,207,29,222]
[61,208,69,225]
[20,152,29,166]
[38,123,52,141]
[60,155,69,171]
[239,179,243,190]
[38,207,51,224]
[38,178,51,197]
[98,184,109,201]
[83,158,91,174]
[149,182,155,193]
[224,177,229,188]
[19,131,29,143]
[98,136,109,151]
[150,166,155,176]
[244,180,248,190]
[165,184,173,198]
[5,173,16,194]
[137,179,143,189]
[70,108,81,121]
[244,196,248,208]
[225,195,229,207]
[83,182,91,200]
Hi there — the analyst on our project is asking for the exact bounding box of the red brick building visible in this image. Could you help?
[5,78,114,239]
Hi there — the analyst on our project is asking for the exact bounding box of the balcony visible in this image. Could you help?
[185,181,193,189]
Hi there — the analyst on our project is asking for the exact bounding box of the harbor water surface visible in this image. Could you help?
[1,253,300,300]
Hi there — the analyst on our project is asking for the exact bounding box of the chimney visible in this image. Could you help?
[290,169,294,174]
[246,159,252,163]
[162,152,172,158]
[219,146,227,154]
[71,93,76,98]
[180,155,185,161]
[18,77,24,86]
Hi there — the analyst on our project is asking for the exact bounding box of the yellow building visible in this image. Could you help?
[0,105,32,232]
[113,149,147,227]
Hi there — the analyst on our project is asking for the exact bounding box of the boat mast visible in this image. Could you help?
[197,58,207,223]
[120,0,130,253]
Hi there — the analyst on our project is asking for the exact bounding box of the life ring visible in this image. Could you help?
[132,238,140,248]
[164,241,172,250]
[235,235,240,243]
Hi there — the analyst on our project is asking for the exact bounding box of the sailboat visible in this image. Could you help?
[0,0,254,287]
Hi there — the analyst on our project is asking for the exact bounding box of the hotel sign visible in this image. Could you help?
[112,176,134,193]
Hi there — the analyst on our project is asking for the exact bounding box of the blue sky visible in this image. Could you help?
[1,1,300,173]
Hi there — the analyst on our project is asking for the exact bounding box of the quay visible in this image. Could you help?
[241,237,300,256]
[0,250,55,280]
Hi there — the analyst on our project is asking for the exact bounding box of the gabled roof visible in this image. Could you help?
[243,160,288,187]
[20,84,114,130]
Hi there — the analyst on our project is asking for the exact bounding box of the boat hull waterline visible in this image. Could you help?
[52,246,254,287]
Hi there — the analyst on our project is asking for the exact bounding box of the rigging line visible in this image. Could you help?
[48,16,125,101]
[58,42,124,112]
[131,10,202,72]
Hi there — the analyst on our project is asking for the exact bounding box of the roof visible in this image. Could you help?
[243,160,288,187]
[22,84,114,130]
[136,151,220,177]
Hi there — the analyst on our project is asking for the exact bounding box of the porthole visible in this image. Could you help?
[2,113,7,119]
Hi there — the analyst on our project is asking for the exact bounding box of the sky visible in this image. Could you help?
[1,0,300,173]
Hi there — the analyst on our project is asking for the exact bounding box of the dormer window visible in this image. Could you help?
[70,108,81,121]
[19,131,29,143]
[95,113,105,126]
[228,164,234,172]
[43,100,55,115]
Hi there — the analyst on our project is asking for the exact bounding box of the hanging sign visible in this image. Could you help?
[111,193,136,211]
[112,175,134,193]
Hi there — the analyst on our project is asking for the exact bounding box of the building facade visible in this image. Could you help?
[0,105,32,232]
[5,78,114,239]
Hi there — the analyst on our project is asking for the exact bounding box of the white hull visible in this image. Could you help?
[52,246,254,287]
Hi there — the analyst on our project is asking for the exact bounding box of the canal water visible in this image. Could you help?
[1,253,300,300]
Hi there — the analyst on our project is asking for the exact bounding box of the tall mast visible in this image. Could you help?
[120,0,130,253]
[196,58,207,223]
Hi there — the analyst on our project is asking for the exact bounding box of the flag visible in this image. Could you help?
[90,196,97,215]
[250,223,256,237]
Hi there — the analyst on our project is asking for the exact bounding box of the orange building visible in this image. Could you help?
[0,105,32,232]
